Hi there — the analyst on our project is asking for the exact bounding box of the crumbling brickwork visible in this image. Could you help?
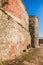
[2,0,29,31]
[0,0,31,60]
[0,0,39,61]
[29,16,39,48]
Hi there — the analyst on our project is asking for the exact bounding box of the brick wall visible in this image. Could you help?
[3,0,22,19]
[0,0,31,60]
[1,0,29,31]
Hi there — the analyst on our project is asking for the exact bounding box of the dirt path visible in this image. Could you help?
[0,48,43,65]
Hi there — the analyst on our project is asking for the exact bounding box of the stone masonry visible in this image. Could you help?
[0,0,31,60]
[0,0,39,61]
[29,16,39,48]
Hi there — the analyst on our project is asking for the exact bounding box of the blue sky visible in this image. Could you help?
[23,0,43,37]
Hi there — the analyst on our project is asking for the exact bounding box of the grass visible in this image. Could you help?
[0,48,43,65]
[15,48,38,63]
[0,60,3,65]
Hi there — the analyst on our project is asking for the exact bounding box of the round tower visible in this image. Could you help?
[29,16,39,48]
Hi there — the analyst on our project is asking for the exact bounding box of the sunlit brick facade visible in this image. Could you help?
[0,0,31,60]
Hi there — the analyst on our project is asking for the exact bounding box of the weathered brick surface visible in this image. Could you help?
[3,0,22,19]
[1,0,29,31]
[0,8,31,60]
[0,0,39,61]
[18,0,29,31]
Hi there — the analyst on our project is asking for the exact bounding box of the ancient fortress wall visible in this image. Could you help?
[0,0,31,60]
[0,0,39,61]
[29,16,39,48]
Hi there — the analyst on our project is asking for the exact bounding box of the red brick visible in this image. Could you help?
[3,0,22,19]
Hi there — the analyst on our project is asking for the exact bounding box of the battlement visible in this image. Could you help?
[29,15,38,18]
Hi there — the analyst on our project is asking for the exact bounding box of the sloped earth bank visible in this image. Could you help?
[0,48,43,65]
